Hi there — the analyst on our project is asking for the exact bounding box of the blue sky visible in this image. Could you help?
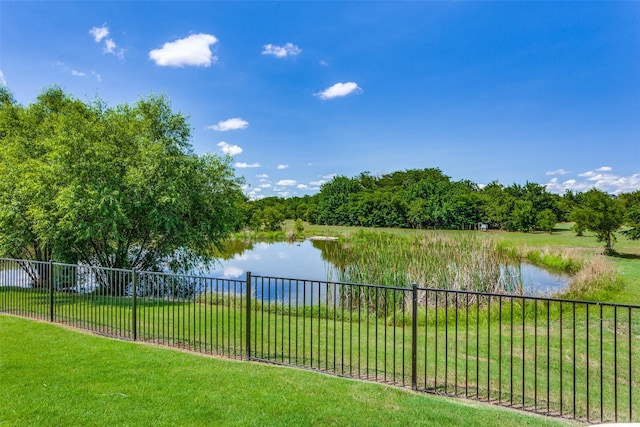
[1,1,639,199]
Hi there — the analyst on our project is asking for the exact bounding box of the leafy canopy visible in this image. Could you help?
[0,86,244,273]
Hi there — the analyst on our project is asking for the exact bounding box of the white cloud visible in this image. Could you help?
[92,71,102,82]
[322,173,337,179]
[208,117,249,131]
[276,179,297,186]
[297,184,309,190]
[545,169,569,176]
[277,164,289,170]
[235,162,261,168]
[89,25,109,42]
[71,69,86,78]
[257,174,269,179]
[222,266,244,279]
[309,180,327,186]
[217,141,243,156]
[149,33,218,67]
[315,82,361,100]
[319,60,329,67]
[259,183,272,188]
[104,39,116,53]
[277,191,291,197]
[0,70,7,86]
[89,24,123,58]
[262,43,302,58]
[247,188,264,200]
[545,167,640,195]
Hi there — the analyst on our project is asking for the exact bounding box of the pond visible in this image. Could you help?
[200,240,571,296]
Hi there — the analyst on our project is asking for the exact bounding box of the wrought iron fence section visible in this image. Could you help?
[1,257,638,423]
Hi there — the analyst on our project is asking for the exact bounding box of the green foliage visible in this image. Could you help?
[261,206,285,231]
[293,218,304,237]
[621,190,640,240]
[0,86,244,280]
[536,209,557,234]
[321,231,520,294]
[570,188,624,254]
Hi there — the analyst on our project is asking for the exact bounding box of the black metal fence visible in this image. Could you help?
[1,258,638,423]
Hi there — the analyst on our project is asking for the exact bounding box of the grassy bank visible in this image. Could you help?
[0,315,571,427]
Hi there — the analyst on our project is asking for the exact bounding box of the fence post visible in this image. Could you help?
[246,271,252,360]
[411,283,418,390]
[49,260,54,322]
[132,269,137,341]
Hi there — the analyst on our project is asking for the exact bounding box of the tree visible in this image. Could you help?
[536,209,557,234]
[620,190,640,240]
[573,188,624,254]
[316,176,362,225]
[0,87,244,291]
[294,218,305,238]
[480,181,513,230]
[261,206,285,231]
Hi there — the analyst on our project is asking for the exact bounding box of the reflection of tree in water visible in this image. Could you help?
[211,239,256,261]
[311,239,354,271]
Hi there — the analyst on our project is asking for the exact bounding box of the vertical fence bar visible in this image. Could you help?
[48,260,54,322]
[629,307,633,423]
[132,269,137,341]
[411,283,418,390]
[246,272,251,360]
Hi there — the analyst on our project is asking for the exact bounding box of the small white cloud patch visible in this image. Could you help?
[0,70,6,86]
[277,164,289,170]
[209,118,249,131]
[89,24,123,58]
[276,180,297,186]
[235,162,261,168]
[545,169,569,176]
[217,141,243,156]
[89,25,109,43]
[316,82,361,100]
[149,33,218,67]
[262,43,301,58]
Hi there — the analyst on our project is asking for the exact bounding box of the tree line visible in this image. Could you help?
[245,169,640,254]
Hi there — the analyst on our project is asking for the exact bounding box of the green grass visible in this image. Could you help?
[0,315,572,427]
[3,285,637,423]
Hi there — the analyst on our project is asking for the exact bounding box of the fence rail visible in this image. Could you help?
[1,258,638,423]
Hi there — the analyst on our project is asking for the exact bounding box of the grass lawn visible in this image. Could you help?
[0,315,574,427]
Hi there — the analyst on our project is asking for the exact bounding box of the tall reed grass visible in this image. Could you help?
[324,231,522,294]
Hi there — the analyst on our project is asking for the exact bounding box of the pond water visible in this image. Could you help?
[1,241,572,299]
[199,240,571,296]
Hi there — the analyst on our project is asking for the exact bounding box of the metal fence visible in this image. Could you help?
[1,258,638,424]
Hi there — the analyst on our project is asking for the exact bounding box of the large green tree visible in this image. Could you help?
[0,87,244,287]
[620,190,640,240]
[570,188,624,254]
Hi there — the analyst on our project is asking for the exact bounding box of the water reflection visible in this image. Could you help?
[202,240,571,297]
[1,241,572,301]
